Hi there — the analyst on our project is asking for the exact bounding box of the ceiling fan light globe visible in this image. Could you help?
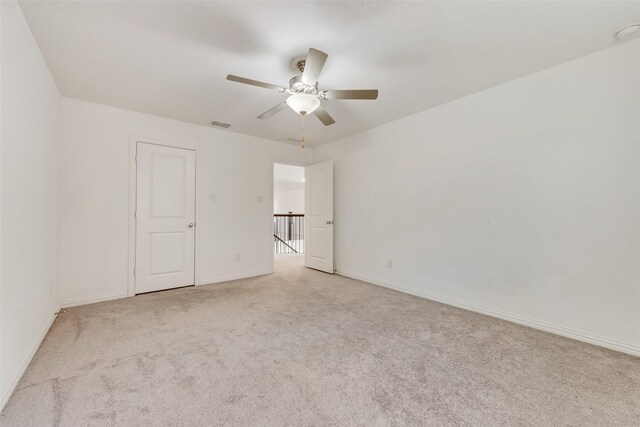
[286,94,320,116]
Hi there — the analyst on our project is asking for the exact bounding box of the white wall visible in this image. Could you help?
[313,39,640,355]
[59,98,311,306]
[1,0,60,408]
[274,181,304,214]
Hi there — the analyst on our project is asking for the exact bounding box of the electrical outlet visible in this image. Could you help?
[387,259,393,269]
[257,195,264,203]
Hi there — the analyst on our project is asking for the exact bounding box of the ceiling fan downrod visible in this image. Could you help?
[296,59,306,73]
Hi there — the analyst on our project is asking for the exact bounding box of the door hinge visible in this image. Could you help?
[133,267,136,276]
[134,210,137,219]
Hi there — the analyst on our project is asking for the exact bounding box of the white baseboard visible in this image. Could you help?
[198,270,271,286]
[63,269,272,308]
[337,270,640,358]
[61,292,128,308]
[0,307,60,414]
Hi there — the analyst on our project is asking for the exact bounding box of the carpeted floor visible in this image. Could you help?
[1,255,639,426]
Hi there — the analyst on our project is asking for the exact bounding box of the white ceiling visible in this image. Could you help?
[274,164,304,183]
[19,1,640,147]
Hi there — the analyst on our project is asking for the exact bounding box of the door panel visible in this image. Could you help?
[151,154,187,217]
[309,169,328,215]
[304,161,334,273]
[136,143,196,293]
[150,232,185,275]
[309,227,327,260]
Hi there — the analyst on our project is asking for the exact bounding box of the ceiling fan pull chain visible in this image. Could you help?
[301,115,305,149]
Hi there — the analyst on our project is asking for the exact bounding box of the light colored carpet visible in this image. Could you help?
[1,255,639,426]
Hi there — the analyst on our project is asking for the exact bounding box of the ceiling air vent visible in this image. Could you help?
[210,120,231,128]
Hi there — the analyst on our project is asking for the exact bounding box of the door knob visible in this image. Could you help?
[188,223,194,228]
[326,220,334,225]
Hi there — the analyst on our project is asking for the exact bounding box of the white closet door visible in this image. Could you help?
[135,143,196,293]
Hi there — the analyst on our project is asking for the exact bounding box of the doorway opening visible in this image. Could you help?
[273,163,305,269]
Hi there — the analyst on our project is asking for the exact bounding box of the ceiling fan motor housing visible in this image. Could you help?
[288,76,318,95]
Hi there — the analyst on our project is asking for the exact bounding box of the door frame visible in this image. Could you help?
[128,136,200,296]
[269,158,309,273]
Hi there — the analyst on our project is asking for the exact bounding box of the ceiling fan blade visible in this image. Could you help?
[226,75,286,92]
[301,48,328,85]
[322,89,378,100]
[257,102,288,119]
[313,105,336,126]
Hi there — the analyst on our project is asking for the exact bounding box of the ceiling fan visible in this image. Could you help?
[226,48,378,126]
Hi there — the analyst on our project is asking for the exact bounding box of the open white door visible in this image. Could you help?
[135,143,196,294]
[304,160,334,273]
